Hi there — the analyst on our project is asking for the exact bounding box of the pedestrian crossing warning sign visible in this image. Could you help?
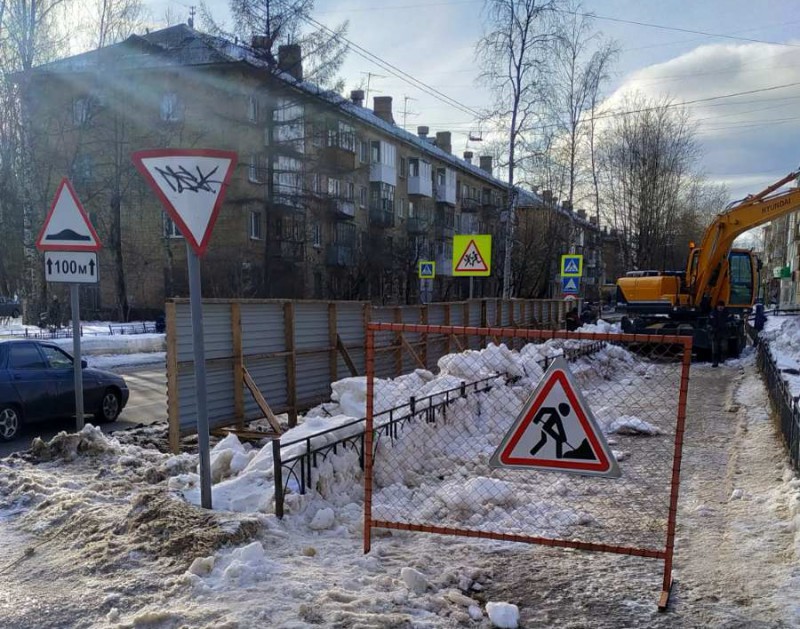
[562,276,579,295]
[453,234,491,276]
[490,357,620,477]
[419,260,436,279]
[561,254,583,277]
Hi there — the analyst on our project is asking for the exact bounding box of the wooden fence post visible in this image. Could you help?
[231,301,244,429]
[284,301,298,428]
[166,301,180,453]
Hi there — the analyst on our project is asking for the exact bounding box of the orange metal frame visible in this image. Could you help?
[363,323,692,611]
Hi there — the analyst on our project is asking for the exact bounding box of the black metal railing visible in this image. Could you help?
[754,327,800,472]
[270,339,606,516]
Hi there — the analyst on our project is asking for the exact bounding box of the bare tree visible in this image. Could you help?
[546,1,617,207]
[477,0,558,299]
[1,0,75,320]
[86,0,146,49]
[200,0,349,89]
[597,94,700,271]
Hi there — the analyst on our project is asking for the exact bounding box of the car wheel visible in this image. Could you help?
[95,389,121,423]
[11,309,19,318]
[0,405,21,441]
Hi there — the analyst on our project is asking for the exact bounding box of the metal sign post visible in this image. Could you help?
[70,285,84,430]
[132,148,238,510]
[186,247,212,508]
[36,178,102,434]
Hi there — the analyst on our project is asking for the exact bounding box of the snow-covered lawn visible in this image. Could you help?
[0,320,798,627]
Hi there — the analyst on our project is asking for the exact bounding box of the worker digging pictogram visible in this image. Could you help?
[490,356,620,477]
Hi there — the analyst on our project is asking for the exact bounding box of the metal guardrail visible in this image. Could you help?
[754,335,800,473]
[271,340,606,516]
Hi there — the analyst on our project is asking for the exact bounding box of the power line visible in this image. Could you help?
[301,14,483,120]
[555,8,800,49]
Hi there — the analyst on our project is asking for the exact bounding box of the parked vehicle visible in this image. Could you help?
[0,296,20,319]
[0,340,130,441]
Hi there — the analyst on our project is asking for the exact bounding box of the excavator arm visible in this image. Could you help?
[690,169,800,309]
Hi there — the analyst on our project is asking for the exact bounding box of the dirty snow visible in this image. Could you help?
[0,320,798,627]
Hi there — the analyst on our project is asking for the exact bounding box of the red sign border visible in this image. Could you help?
[454,238,489,273]
[36,178,102,252]
[498,369,614,473]
[131,148,239,257]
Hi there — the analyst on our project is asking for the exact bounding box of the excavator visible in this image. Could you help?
[616,168,800,357]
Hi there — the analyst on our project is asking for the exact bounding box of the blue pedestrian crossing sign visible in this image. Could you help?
[561,254,583,277]
[562,276,580,295]
[418,260,436,279]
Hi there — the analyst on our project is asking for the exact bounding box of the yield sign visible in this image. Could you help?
[36,178,101,252]
[490,357,620,478]
[132,149,238,256]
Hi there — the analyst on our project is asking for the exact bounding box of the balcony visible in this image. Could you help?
[434,223,454,239]
[320,145,356,173]
[406,216,429,235]
[326,244,355,267]
[369,202,395,228]
[435,185,456,206]
[269,239,305,262]
[328,197,356,220]
[461,197,481,213]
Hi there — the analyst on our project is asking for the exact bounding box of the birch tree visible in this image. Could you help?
[477,0,559,298]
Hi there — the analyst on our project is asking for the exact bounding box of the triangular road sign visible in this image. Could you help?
[36,178,102,252]
[564,259,579,274]
[454,239,489,273]
[562,277,579,293]
[490,357,620,478]
[132,149,238,256]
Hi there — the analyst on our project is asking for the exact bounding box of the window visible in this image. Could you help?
[408,201,415,218]
[437,169,446,186]
[329,121,355,152]
[41,345,73,369]
[165,214,183,238]
[249,153,267,184]
[345,181,355,201]
[359,186,368,207]
[370,182,395,212]
[249,211,263,240]
[396,198,405,219]
[160,92,182,122]
[409,158,419,178]
[312,222,322,248]
[9,344,46,369]
[359,140,369,163]
[371,141,381,164]
[328,177,342,197]
[247,95,259,123]
[399,157,407,178]
[73,97,90,126]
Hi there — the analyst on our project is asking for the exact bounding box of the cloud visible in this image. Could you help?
[602,41,800,198]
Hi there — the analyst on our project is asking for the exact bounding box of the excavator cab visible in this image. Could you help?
[727,250,757,309]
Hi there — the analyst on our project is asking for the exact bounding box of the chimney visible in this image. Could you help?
[577,208,586,220]
[479,156,493,175]
[543,189,553,204]
[562,200,573,212]
[278,44,303,81]
[350,90,364,107]
[373,96,395,124]
[435,131,452,154]
[463,151,473,164]
[589,215,598,226]
[417,126,429,140]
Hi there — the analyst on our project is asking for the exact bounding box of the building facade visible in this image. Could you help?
[25,24,603,318]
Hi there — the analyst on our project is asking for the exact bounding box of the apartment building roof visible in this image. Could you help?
[37,24,545,206]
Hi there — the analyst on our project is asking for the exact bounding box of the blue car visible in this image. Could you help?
[0,340,130,441]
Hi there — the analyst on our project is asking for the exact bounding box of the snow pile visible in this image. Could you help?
[605,416,662,436]
[486,601,520,628]
[28,423,121,462]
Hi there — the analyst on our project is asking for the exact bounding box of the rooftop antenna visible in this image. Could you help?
[401,95,418,130]
[188,6,196,28]
[361,72,387,107]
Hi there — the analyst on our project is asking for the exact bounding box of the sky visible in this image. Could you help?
[145,0,800,202]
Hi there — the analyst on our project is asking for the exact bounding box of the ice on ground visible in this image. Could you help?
[605,416,662,436]
[486,601,520,628]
